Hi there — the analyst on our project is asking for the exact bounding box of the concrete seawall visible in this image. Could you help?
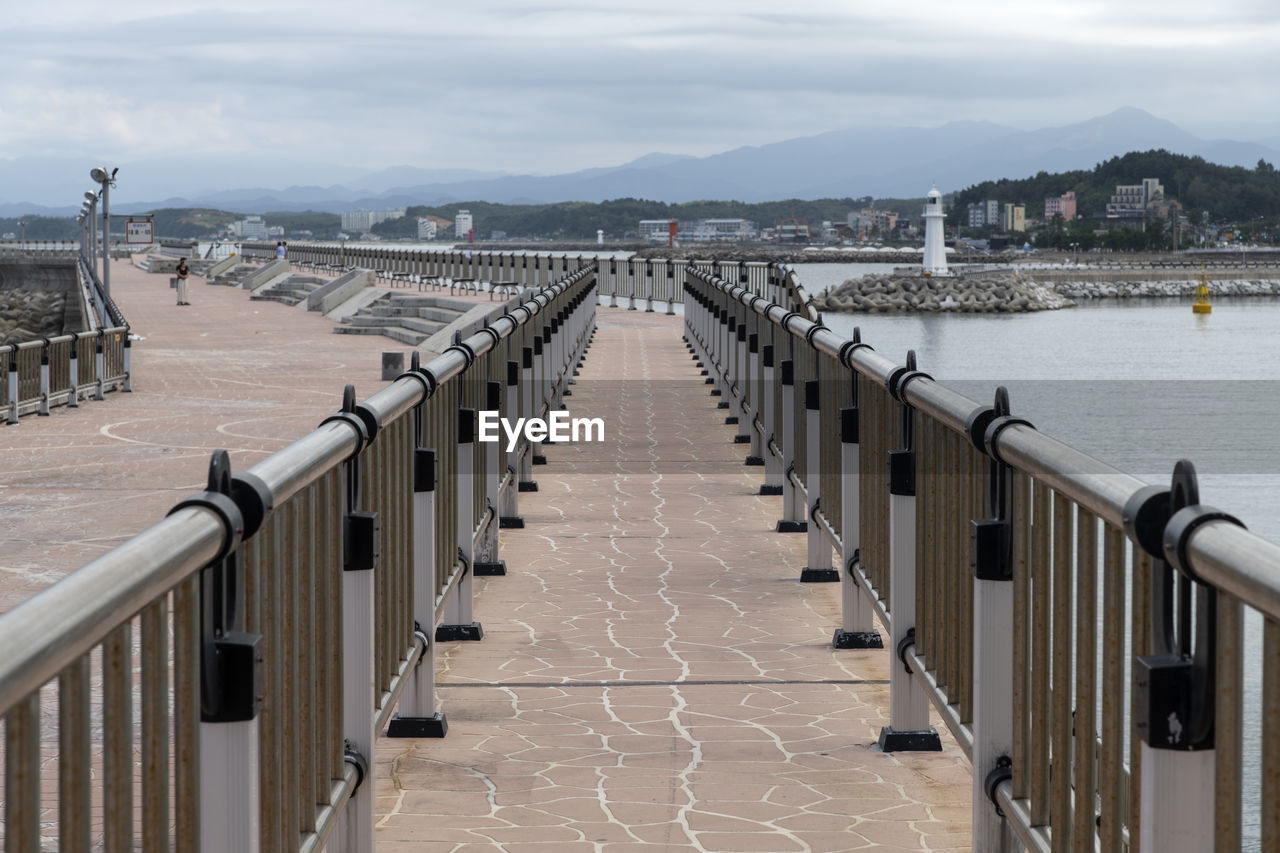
[0,259,86,345]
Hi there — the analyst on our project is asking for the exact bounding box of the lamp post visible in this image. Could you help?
[77,213,86,259]
[83,192,98,271]
[90,167,118,296]
[17,220,26,255]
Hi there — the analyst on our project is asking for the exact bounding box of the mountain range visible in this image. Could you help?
[4,108,1279,217]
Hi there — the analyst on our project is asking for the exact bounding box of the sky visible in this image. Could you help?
[3,0,1280,200]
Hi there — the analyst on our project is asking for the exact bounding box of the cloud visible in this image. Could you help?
[2,0,1279,195]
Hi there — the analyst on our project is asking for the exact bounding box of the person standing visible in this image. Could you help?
[276,241,286,261]
[175,257,191,306]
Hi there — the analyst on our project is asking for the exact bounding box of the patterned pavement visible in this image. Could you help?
[374,307,972,852]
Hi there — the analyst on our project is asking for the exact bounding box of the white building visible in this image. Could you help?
[922,187,948,276]
[417,218,438,240]
[1107,178,1164,219]
[639,220,677,242]
[455,210,474,241]
[340,208,406,232]
[239,215,268,240]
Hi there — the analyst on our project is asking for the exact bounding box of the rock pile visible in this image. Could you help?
[814,274,1073,313]
[0,290,70,345]
[1048,278,1280,299]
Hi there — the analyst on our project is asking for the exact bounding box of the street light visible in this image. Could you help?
[90,166,118,296]
[17,220,26,255]
[83,191,98,271]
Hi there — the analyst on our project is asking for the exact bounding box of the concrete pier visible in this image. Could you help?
[0,258,971,850]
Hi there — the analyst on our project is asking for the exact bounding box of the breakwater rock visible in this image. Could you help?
[0,289,72,345]
[1046,278,1280,299]
[814,274,1073,313]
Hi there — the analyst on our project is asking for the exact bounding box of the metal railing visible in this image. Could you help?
[239,242,816,313]
[0,241,80,259]
[683,263,1279,852]
[0,263,596,850]
[1,258,130,425]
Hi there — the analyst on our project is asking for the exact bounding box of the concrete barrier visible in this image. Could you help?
[306,269,373,314]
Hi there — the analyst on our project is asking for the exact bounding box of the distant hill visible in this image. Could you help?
[949,149,1280,224]
[5,108,1280,214]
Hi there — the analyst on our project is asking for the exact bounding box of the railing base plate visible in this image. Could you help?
[733,435,751,444]
[878,726,942,753]
[724,416,738,425]
[744,456,765,466]
[436,623,484,642]
[519,481,539,492]
[776,520,807,533]
[474,561,507,576]
[759,484,784,496]
[500,516,525,529]
[800,568,839,583]
[833,630,884,650]
[387,712,448,739]
[533,455,548,465]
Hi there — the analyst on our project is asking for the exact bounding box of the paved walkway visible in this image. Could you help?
[0,258,460,609]
[374,308,971,852]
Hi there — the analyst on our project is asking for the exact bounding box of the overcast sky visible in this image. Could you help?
[4,0,1280,189]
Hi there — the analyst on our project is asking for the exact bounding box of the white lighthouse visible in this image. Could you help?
[922,186,949,276]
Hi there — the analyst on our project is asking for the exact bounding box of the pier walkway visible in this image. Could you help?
[0,259,969,851]
[374,308,969,851]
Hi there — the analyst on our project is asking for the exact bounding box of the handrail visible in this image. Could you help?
[0,259,598,849]
[682,261,1280,852]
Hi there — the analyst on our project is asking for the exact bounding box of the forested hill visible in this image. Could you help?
[948,150,1280,225]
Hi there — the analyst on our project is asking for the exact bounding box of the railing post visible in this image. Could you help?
[122,334,132,393]
[7,347,18,424]
[760,345,783,496]
[318,386,378,853]
[745,334,764,465]
[501,360,524,527]
[969,389,1014,850]
[388,447,447,738]
[834,403,881,647]
[437,407,483,641]
[475,381,506,576]
[519,347,538,491]
[802,380,836,581]
[68,335,79,408]
[1128,460,1241,853]
[170,451,262,853]
[39,338,50,416]
[776,359,805,532]
[94,330,105,401]
[879,372,941,752]
[734,325,751,443]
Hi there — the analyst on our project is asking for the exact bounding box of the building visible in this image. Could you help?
[417,218,438,240]
[1002,203,1026,233]
[847,207,899,236]
[1044,191,1077,222]
[639,220,677,242]
[700,219,757,241]
[966,199,1001,229]
[776,218,810,243]
[340,208,406,232]
[238,215,268,240]
[1107,179,1163,219]
[455,210,474,241]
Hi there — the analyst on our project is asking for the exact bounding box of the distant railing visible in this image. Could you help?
[684,263,1278,852]
[0,240,80,258]
[241,241,816,315]
[0,263,597,850]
